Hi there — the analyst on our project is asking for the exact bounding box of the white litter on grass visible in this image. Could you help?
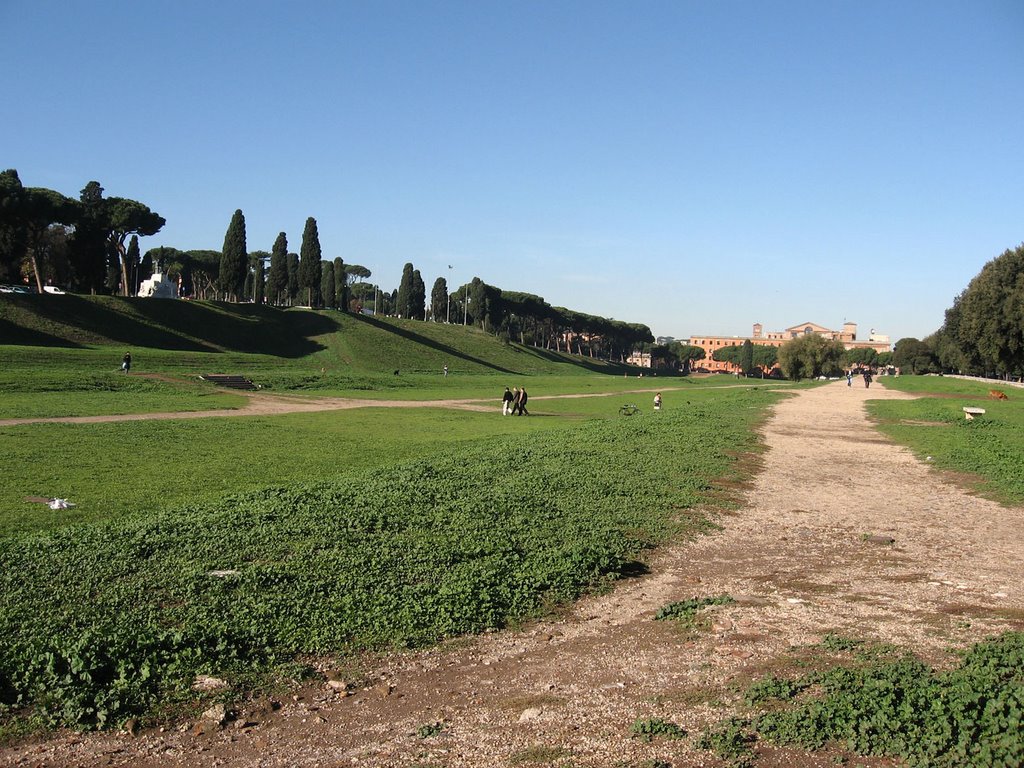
[25,496,77,509]
[786,598,806,604]
[207,569,241,578]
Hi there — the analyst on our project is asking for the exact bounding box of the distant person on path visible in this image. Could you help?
[121,352,132,374]
[443,364,448,377]
[846,371,852,387]
[502,386,514,415]
[863,370,873,388]
[654,392,662,410]
[511,387,521,415]
[516,386,529,416]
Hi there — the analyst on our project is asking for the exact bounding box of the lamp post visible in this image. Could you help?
[446,265,452,324]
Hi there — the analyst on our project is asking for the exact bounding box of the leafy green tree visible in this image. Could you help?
[266,232,288,306]
[102,196,166,296]
[892,338,939,375]
[182,250,221,299]
[298,217,322,306]
[344,264,371,310]
[218,209,247,301]
[321,260,335,308]
[938,244,1024,377]
[18,186,80,293]
[778,334,846,380]
[751,344,778,373]
[143,246,182,283]
[671,343,706,374]
[0,169,27,282]
[286,252,299,305]
[431,277,448,321]
[712,345,743,366]
[844,347,879,368]
[333,257,347,311]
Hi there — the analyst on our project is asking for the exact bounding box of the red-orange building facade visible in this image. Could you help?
[686,321,891,373]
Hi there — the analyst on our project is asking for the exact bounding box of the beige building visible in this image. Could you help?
[687,321,891,373]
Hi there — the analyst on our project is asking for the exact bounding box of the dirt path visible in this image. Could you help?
[0,383,779,426]
[5,381,1022,767]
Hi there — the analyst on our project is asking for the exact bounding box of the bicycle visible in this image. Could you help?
[618,403,641,416]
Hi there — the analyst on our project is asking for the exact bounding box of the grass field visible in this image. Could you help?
[2,297,1020,762]
[875,376,1024,505]
[1,295,799,734]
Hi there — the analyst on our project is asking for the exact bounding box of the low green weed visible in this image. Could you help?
[416,721,443,738]
[744,632,1024,766]
[695,716,756,767]
[629,717,686,742]
[654,595,734,628]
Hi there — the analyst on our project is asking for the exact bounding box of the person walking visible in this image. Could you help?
[863,370,873,388]
[122,351,132,374]
[516,386,529,416]
[502,386,514,415]
[846,371,852,387]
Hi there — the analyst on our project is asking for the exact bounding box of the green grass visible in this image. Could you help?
[0,388,783,731]
[873,377,1024,504]
[0,407,567,536]
[0,294,631,377]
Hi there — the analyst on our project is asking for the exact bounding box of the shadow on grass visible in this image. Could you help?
[354,313,521,374]
[1,296,333,358]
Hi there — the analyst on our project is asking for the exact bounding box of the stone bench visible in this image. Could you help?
[963,407,986,421]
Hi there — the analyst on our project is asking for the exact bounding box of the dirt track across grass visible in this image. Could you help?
[4,380,1022,767]
[0,382,784,426]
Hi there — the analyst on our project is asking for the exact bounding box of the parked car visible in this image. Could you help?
[42,286,66,294]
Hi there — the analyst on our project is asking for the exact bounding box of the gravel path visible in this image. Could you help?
[5,380,1022,767]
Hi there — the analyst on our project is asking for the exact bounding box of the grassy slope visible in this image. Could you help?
[0,294,625,377]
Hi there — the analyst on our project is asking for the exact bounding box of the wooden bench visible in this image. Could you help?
[963,407,986,421]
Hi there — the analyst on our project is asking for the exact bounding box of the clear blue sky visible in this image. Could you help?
[3,0,1022,341]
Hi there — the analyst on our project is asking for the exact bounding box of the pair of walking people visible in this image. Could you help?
[502,386,529,416]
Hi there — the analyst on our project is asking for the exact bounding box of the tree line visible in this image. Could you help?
[875,243,1024,379]
[1,169,654,362]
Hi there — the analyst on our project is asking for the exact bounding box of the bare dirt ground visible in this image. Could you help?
[4,380,1022,767]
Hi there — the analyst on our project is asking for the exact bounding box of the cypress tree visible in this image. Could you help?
[218,209,247,301]
[267,232,288,306]
[286,253,299,305]
[333,257,347,311]
[298,217,322,306]
[396,262,414,318]
[411,268,426,320]
[430,277,448,321]
[321,261,335,308]
[125,235,140,295]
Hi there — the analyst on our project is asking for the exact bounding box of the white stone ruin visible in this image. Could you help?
[137,271,177,298]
